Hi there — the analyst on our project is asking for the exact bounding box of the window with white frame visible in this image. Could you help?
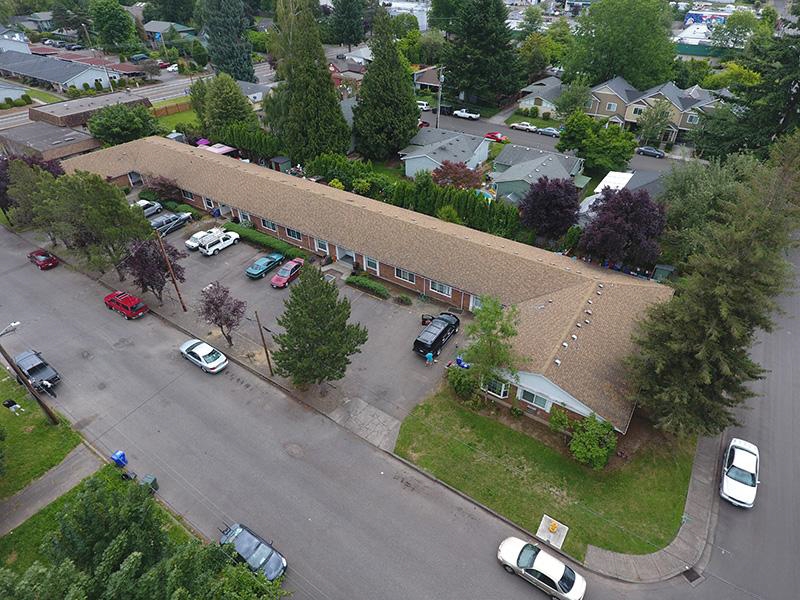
[521,390,549,411]
[470,295,482,312]
[286,228,302,241]
[632,107,644,116]
[429,280,452,298]
[365,256,379,273]
[585,99,593,109]
[395,267,416,284]
[687,113,699,124]
[483,379,509,399]
[315,239,329,253]
[239,211,250,222]
[181,189,194,200]
[203,197,214,209]
[606,102,618,112]
[261,218,276,231]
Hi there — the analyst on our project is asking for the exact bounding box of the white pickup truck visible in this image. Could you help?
[453,108,480,120]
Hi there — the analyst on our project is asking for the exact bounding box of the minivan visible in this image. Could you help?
[416,100,431,111]
[130,53,150,64]
[413,312,460,357]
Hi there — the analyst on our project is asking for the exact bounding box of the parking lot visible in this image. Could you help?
[127,217,463,441]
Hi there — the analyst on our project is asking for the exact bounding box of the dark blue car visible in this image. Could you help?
[245,252,285,279]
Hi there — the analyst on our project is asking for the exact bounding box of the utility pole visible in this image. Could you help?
[436,66,445,129]
[155,233,188,312]
[254,311,274,376]
[0,343,59,425]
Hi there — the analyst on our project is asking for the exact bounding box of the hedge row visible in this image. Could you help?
[224,221,307,259]
[346,275,390,299]
[162,200,202,219]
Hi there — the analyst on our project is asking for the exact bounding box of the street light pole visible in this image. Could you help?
[254,311,274,377]
[436,66,445,129]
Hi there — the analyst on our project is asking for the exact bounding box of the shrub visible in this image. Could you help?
[122,186,131,195]
[176,203,202,219]
[4,97,12,105]
[224,221,307,259]
[138,189,159,202]
[530,106,539,118]
[352,178,371,196]
[346,275,390,299]
[541,111,551,120]
[94,80,103,91]
[21,94,32,104]
[0,103,8,110]
[161,200,179,211]
[447,367,478,400]
[569,414,617,470]
[82,82,91,91]
[665,142,674,152]
[394,294,413,305]
[328,178,345,190]
[548,405,570,434]
[13,98,27,107]
[510,405,524,417]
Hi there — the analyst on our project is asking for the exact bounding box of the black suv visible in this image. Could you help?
[13,350,61,390]
[149,212,192,237]
[413,312,460,357]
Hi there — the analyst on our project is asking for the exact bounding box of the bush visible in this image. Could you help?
[394,294,413,305]
[569,414,617,470]
[94,80,103,91]
[352,178,371,196]
[510,405,524,417]
[162,200,179,211]
[224,221,308,259]
[328,178,345,190]
[548,405,570,434]
[447,367,478,400]
[530,106,539,118]
[541,111,551,120]
[346,275,390,299]
[21,94,32,104]
[665,142,674,152]
[82,82,91,91]
[176,203,202,219]
[0,103,8,110]
[12,98,27,107]
[3,97,12,105]
[138,188,159,202]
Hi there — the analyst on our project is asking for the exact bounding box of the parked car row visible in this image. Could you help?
[509,121,562,137]
[43,39,83,50]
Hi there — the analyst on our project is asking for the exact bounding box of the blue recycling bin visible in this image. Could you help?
[111,450,127,468]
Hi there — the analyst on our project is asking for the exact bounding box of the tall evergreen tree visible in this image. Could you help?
[428,0,459,34]
[275,0,350,164]
[89,0,136,50]
[331,0,364,52]
[205,0,256,82]
[203,73,259,134]
[445,0,521,102]
[151,0,194,23]
[353,8,418,160]
[273,266,368,387]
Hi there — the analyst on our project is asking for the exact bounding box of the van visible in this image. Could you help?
[413,312,460,357]
[130,53,149,64]
[416,100,431,111]
[198,230,240,256]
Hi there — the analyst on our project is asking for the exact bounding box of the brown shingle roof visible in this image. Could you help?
[63,137,672,431]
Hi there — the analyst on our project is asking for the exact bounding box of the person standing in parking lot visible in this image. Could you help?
[425,351,434,367]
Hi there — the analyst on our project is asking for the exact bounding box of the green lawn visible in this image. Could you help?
[22,88,64,104]
[372,160,407,183]
[395,390,694,561]
[0,465,192,573]
[505,112,563,129]
[0,373,80,499]
[157,108,199,132]
[152,95,190,108]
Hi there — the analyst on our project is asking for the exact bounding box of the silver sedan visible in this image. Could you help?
[179,339,229,374]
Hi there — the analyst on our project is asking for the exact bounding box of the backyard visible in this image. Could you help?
[395,388,694,561]
[157,108,199,132]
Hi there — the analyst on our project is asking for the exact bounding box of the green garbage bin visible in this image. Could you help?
[140,474,158,493]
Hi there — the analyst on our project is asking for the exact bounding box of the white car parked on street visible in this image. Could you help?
[510,121,538,133]
[720,438,760,508]
[179,339,228,373]
[453,107,480,120]
[497,537,586,600]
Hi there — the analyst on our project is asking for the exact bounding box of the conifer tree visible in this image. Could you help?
[205,0,256,82]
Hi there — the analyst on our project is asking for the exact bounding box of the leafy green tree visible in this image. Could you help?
[89,0,137,49]
[353,8,418,159]
[672,58,712,89]
[701,61,760,90]
[205,0,256,82]
[191,39,209,66]
[189,77,208,126]
[711,10,764,49]
[569,414,617,469]
[635,98,672,145]
[274,0,350,164]
[391,12,418,38]
[331,0,364,52]
[429,0,459,33]
[53,0,92,36]
[543,17,573,67]
[203,73,259,134]
[87,104,161,146]
[553,74,590,118]
[557,110,636,171]
[273,266,368,387]
[515,5,543,40]
[518,32,552,83]
[0,559,89,600]
[150,0,194,22]
[447,365,478,399]
[565,0,675,89]
[7,160,56,229]
[445,0,521,102]
[463,296,521,392]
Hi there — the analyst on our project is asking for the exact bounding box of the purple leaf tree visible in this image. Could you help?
[579,187,666,266]
[519,176,580,240]
[122,239,187,304]
[197,281,247,346]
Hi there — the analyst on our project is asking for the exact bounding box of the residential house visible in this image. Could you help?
[143,21,196,48]
[586,75,723,143]
[328,59,366,95]
[519,76,563,113]
[236,80,275,104]
[0,37,31,54]
[413,66,441,93]
[64,136,672,434]
[344,46,373,65]
[0,26,27,42]
[491,144,587,204]
[28,91,152,127]
[0,50,110,92]
[11,11,53,32]
[578,170,664,226]
[0,121,100,160]
[398,128,490,178]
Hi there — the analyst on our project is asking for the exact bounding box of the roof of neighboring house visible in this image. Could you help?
[143,20,194,34]
[493,153,578,185]
[625,169,664,199]
[399,128,486,165]
[414,67,441,87]
[0,121,98,153]
[236,80,271,97]
[521,76,563,102]
[592,75,641,103]
[28,12,53,21]
[345,46,373,62]
[29,91,151,118]
[123,3,145,20]
[63,137,672,431]
[329,58,366,74]
[0,82,26,92]
[0,50,106,84]
[108,63,146,74]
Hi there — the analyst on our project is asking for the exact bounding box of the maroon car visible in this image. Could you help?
[27,248,59,270]
[270,258,304,288]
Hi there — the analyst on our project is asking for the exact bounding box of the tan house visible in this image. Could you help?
[586,76,723,143]
[63,137,672,434]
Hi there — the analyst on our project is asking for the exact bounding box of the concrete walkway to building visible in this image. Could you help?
[0,443,104,536]
[487,103,519,125]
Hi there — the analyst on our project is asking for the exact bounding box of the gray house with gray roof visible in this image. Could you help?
[491,144,587,204]
[0,50,110,91]
[519,76,563,113]
[398,128,490,178]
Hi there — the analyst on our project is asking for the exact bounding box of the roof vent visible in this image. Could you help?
[585,309,592,315]
[562,342,568,348]
[598,283,604,288]
[576,323,582,328]
[548,299,553,303]
[554,359,561,366]
[585,319,591,324]
[587,299,593,304]
[597,291,602,296]
[571,334,577,340]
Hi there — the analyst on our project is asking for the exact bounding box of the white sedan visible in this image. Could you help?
[510,121,538,133]
[166,63,179,72]
[720,438,760,508]
[179,339,229,374]
[453,107,480,120]
[498,537,586,600]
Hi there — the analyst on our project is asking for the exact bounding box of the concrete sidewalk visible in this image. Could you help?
[0,443,104,535]
[583,434,722,583]
[487,104,518,125]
